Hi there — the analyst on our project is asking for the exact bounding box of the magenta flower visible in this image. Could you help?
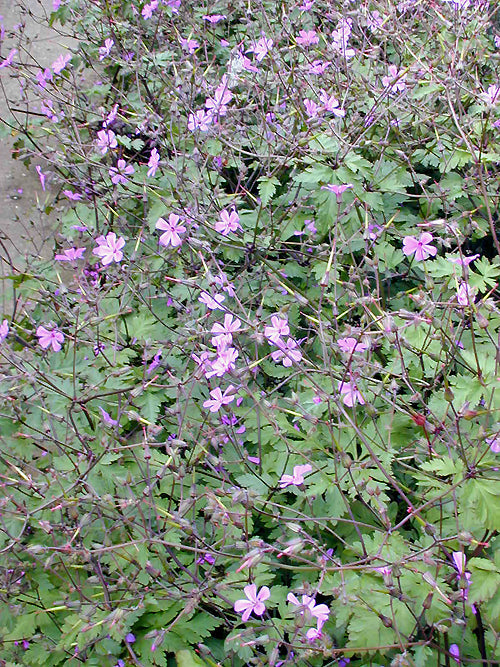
[98,38,114,60]
[278,464,313,488]
[447,253,479,266]
[96,128,117,155]
[103,104,119,128]
[203,385,236,412]
[319,90,345,117]
[449,645,460,665]
[0,319,9,343]
[142,0,159,19]
[271,338,302,367]
[55,247,86,261]
[211,314,241,348]
[247,36,273,62]
[402,233,437,261]
[304,99,321,119]
[51,53,71,75]
[215,209,241,236]
[0,48,17,69]
[264,314,289,343]
[109,159,135,185]
[479,84,500,106]
[63,190,82,201]
[180,37,199,54]
[99,407,118,426]
[322,183,353,200]
[188,109,213,132]
[338,379,365,407]
[36,325,64,352]
[156,214,186,248]
[308,60,330,75]
[234,584,270,621]
[296,30,319,47]
[93,232,125,266]
[287,593,330,624]
[199,292,225,310]
[36,166,46,191]
[486,435,500,453]
[382,65,407,94]
[147,148,160,177]
[205,77,232,117]
[205,346,239,378]
[36,68,53,89]
[202,14,226,23]
[337,337,369,354]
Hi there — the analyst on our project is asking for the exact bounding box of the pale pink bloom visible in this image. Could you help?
[35,166,46,191]
[308,60,330,75]
[264,314,289,343]
[215,209,241,235]
[495,35,500,49]
[96,129,117,155]
[338,379,365,407]
[234,584,270,621]
[156,214,186,248]
[271,338,302,367]
[164,0,181,13]
[40,99,61,122]
[205,346,239,378]
[0,48,17,70]
[203,385,236,412]
[98,38,114,60]
[51,53,71,75]
[479,84,500,106]
[366,10,384,30]
[180,37,199,54]
[486,435,500,453]
[55,247,86,261]
[199,292,225,310]
[319,90,345,117]
[63,190,82,200]
[211,314,241,348]
[299,0,315,9]
[296,30,319,47]
[36,325,64,352]
[447,253,479,266]
[0,319,9,343]
[239,52,259,72]
[402,233,437,261]
[213,272,236,296]
[36,68,53,89]
[337,337,369,354]
[52,0,63,8]
[452,551,466,575]
[287,593,330,624]
[205,76,232,117]
[382,65,407,94]
[93,232,125,265]
[304,99,321,119]
[306,626,323,641]
[109,159,135,185]
[102,103,119,128]
[331,18,355,58]
[279,463,313,488]
[192,350,213,373]
[147,148,160,177]
[142,0,158,19]
[202,14,226,23]
[248,36,273,62]
[322,183,353,200]
[456,282,475,306]
[188,109,213,132]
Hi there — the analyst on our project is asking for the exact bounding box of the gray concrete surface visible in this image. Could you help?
[0,0,75,306]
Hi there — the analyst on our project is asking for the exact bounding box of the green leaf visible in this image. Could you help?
[175,649,210,666]
[468,558,500,605]
[258,176,279,207]
[459,479,500,531]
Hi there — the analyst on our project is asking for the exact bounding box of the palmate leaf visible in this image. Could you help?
[459,478,500,531]
[467,558,500,605]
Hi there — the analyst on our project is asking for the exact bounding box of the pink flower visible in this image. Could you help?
[99,406,118,425]
[203,385,236,412]
[248,36,273,62]
[308,60,330,75]
[382,65,407,94]
[271,338,302,367]
[211,314,241,348]
[205,76,232,117]
[402,233,437,261]
[63,190,83,201]
[449,645,460,665]
[180,38,199,54]
[479,84,500,106]
[36,166,46,191]
[98,38,114,60]
[447,253,479,266]
[142,0,159,19]
[156,214,186,248]
[486,435,500,453]
[36,325,64,351]
[304,99,321,119]
[304,219,317,234]
[338,379,365,407]
[51,53,71,75]
[319,90,345,117]
[456,282,475,306]
[205,346,239,378]
[0,48,17,70]
[199,292,225,310]
[36,68,53,89]
[55,247,86,261]
[109,159,135,185]
[0,319,9,343]
[147,148,160,177]
[234,584,270,621]
[215,209,241,235]
[306,626,323,641]
[103,104,119,128]
[202,14,226,23]
[264,314,289,343]
[322,183,353,200]
[287,593,330,624]
[188,109,213,132]
[96,129,117,155]
[278,464,312,488]
[93,232,125,266]
[337,337,369,354]
[296,30,319,47]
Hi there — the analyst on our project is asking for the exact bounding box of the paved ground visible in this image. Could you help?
[0,0,74,306]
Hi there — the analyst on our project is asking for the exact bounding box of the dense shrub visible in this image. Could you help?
[1,0,499,665]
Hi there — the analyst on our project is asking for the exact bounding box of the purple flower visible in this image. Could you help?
[203,385,236,412]
[338,379,365,407]
[147,349,162,374]
[0,319,9,343]
[270,338,302,367]
[198,292,225,310]
[36,325,64,352]
[456,282,475,306]
[93,232,125,266]
[247,36,273,62]
[486,435,500,453]
[480,84,500,106]
[147,148,160,177]
[296,30,319,47]
[322,183,353,200]
[55,247,86,261]
[449,644,460,664]
[142,0,159,19]
[205,76,232,117]
[156,214,186,248]
[287,593,330,624]
[319,90,345,117]
[234,584,270,621]
[279,464,312,488]
[337,337,369,354]
[205,346,239,378]
[99,407,118,426]
[36,68,53,89]
[35,165,46,191]
[51,52,71,75]
[188,109,213,132]
[264,314,289,343]
[96,129,117,155]
[304,99,321,119]
[0,48,17,69]
[211,314,241,348]
[447,253,479,266]
[180,37,199,54]
[308,60,330,75]
[215,208,241,235]
[63,190,83,201]
[197,553,216,565]
[402,233,437,261]
[109,159,135,185]
[202,14,226,23]
[99,38,114,60]
[382,65,407,94]
[125,633,136,644]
